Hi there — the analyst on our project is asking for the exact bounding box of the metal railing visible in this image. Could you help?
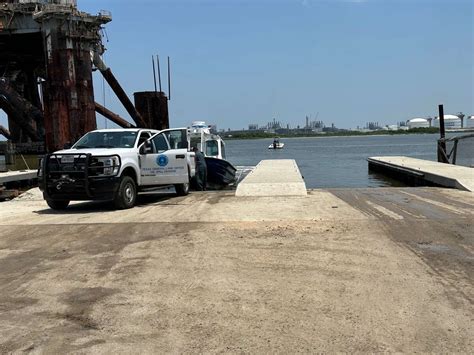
[437,133,474,165]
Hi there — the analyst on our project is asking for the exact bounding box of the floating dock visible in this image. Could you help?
[236,159,307,196]
[368,156,473,192]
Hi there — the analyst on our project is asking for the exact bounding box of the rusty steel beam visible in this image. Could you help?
[92,52,147,128]
[0,125,11,140]
[100,68,147,127]
[95,102,135,128]
[0,77,42,141]
[1,70,44,144]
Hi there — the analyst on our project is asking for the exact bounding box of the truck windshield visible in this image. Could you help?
[73,131,138,149]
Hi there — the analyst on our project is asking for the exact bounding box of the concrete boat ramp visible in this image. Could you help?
[0,159,472,352]
[236,159,307,196]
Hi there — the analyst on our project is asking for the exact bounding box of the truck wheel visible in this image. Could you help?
[175,181,190,196]
[113,176,137,209]
[46,199,70,210]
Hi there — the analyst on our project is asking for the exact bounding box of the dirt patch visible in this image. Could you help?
[58,287,117,330]
[0,296,38,311]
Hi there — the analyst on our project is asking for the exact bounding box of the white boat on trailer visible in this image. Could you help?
[189,121,237,187]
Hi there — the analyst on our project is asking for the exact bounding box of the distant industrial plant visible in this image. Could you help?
[224,112,472,135]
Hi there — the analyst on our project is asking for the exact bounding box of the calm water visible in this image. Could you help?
[225,134,473,188]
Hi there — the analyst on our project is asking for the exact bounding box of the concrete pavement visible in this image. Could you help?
[0,187,473,353]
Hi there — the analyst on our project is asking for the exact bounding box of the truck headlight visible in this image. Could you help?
[96,156,120,176]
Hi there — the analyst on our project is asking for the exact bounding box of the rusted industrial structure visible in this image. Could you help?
[134,91,169,131]
[0,0,169,153]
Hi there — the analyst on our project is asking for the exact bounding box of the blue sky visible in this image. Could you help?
[1,0,472,131]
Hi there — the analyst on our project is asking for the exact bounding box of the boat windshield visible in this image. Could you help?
[206,140,219,157]
[72,131,138,149]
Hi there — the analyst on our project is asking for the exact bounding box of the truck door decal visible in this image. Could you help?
[156,155,169,167]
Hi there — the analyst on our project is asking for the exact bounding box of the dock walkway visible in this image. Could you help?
[236,159,307,196]
[368,156,473,192]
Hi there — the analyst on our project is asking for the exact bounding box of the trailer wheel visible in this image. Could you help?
[113,175,137,209]
[46,199,70,210]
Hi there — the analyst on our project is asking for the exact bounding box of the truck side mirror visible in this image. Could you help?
[140,140,153,154]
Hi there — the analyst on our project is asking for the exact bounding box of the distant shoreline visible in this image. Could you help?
[223,128,443,140]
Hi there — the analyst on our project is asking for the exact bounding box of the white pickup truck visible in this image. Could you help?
[38,128,196,210]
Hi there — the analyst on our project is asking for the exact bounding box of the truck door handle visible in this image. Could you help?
[176,154,185,159]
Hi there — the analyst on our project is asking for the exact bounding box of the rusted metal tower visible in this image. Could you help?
[0,0,170,153]
[0,0,111,152]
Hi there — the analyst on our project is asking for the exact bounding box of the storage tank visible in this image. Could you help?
[432,115,462,129]
[465,116,474,128]
[407,118,429,129]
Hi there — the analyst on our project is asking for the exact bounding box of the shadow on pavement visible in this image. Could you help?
[33,191,178,215]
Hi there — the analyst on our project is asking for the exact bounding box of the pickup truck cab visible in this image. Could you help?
[38,128,196,210]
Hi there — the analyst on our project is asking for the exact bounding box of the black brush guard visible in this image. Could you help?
[40,153,121,200]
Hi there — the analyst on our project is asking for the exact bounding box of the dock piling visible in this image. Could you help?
[437,104,448,163]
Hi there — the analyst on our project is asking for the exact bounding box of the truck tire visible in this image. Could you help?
[113,175,137,209]
[46,199,70,210]
[175,181,190,196]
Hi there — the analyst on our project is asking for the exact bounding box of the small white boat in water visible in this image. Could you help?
[268,137,284,149]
